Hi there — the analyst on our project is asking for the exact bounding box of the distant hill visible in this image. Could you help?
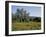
[29,16,41,20]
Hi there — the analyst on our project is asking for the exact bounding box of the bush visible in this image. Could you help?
[29,18,32,21]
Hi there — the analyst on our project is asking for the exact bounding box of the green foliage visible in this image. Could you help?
[33,17,41,22]
[12,8,30,22]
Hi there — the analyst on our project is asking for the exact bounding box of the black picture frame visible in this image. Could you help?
[5,1,45,36]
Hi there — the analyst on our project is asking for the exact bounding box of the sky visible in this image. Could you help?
[11,5,41,17]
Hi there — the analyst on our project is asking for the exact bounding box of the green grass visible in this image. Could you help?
[12,21,41,31]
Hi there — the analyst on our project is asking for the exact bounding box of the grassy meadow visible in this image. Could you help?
[12,21,41,31]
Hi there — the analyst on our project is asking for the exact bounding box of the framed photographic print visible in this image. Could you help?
[5,1,45,36]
